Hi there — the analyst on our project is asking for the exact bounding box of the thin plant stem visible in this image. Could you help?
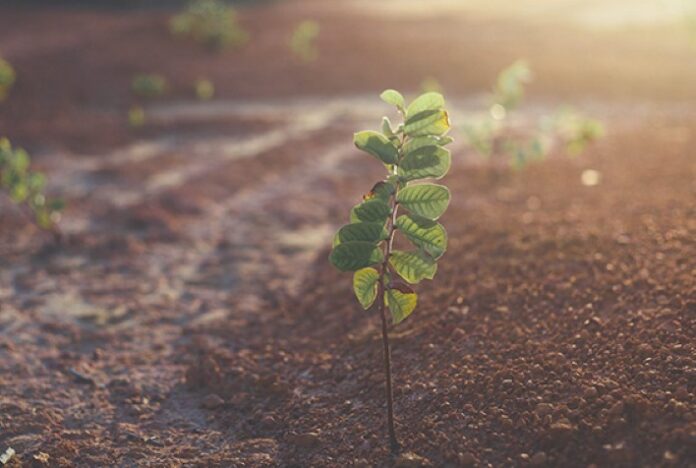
[376,169,401,454]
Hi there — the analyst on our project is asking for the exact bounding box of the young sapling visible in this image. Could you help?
[290,20,320,62]
[0,138,64,241]
[329,90,453,453]
[170,0,248,51]
[463,60,604,167]
[132,74,169,99]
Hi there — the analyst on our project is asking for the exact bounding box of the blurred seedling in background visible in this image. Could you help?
[0,138,64,241]
[462,60,533,160]
[544,107,605,156]
[132,74,168,99]
[290,20,320,62]
[195,78,215,100]
[170,0,248,51]
[490,59,532,118]
[0,57,16,102]
[128,105,146,128]
[463,60,603,167]
[330,90,453,454]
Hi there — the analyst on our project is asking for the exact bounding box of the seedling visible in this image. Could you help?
[132,74,168,99]
[170,0,248,51]
[0,138,64,241]
[464,60,604,167]
[546,108,605,156]
[463,60,533,160]
[329,90,453,453]
[128,105,146,128]
[491,59,532,117]
[290,20,320,62]
[194,78,215,100]
[0,57,16,102]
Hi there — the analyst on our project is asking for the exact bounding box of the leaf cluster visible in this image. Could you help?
[170,0,248,51]
[330,90,453,324]
[0,138,64,232]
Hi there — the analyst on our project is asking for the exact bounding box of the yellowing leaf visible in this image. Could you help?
[353,267,380,309]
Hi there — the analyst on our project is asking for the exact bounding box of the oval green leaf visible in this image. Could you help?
[406,92,444,118]
[353,267,380,309]
[354,131,398,165]
[389,250,438,284]
[404,109,450,137]
[381,117,395,137]
[350,198,391,223]
[380,89,405,110]
[395,214,447,259]
[336,222,388,245]
[329,241,384,272]
[396,184,450,220]
[398,145,451,181]
[386,287,418,324]
[403,136,446,154]
[365,180,396,202]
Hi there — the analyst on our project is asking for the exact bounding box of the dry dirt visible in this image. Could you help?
[0,1,694,466]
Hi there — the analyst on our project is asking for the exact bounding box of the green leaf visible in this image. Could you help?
[26,173,46,191]
[329,241,384,272]
[364,180,396,202]
[438,135,455,146]
[381,117,395,138]
[395,214,447,259]
[406,92,445,118]
[335,222,388,245]
[389,250,438,284]
[385,286,418,324]
[398,145,451,181]
[396,184,450,220]
[353,267,380,309]
[11,149,30,174]
[403,136,445,154]
[380,89,405,110]
[10,182,28,202]
[404,109,450,137]
[350,198,391,223]
[354,131,399,165]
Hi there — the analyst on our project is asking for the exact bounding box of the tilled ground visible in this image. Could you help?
[1,1,695,467]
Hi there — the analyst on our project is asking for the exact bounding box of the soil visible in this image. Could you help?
[0,1,695,466]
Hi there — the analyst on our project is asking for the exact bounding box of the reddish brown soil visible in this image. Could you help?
[1,1,695,467]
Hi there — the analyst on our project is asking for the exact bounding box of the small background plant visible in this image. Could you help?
[463,60,604,167]
[132,74,169,99]
[128,105,146,128]
[170,0,248,51]
[194,78,215,100]
[0,57,16,102]
[290,20,320,62]
[0,138,64,241]
[329,89,453,453]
